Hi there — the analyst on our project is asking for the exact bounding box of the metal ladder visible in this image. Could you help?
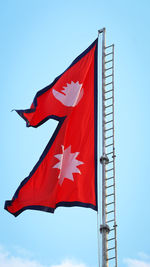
[99,28,118,267]
[103,44,117,267]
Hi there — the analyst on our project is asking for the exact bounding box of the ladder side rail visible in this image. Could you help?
[104,44,117,267]
[112,44,118,267]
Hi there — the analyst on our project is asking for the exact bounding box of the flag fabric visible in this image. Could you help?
[5,39,98,217]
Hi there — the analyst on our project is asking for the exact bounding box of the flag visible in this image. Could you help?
[5,38,98,217]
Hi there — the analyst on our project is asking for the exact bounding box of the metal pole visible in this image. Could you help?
[98,28,110,267]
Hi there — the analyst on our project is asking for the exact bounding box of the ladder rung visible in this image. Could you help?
[105,128,113,132]
[105,44,113,49]
[105,104,113,109]
[106,219,115,223]
[105,111,113,116]
[106,201,114,206]
[106,168,113,172]
[106,176,114,180]
[105,97,113,101]
[105,82,113,86]
[105,74,113,78]
[107,257,116,262]
[105,59,113,64]
[106,184,114,189]
[105,143,113,148]
[105,135,113,140]
[106,210,114,214]
[108,160,113,163]
[105,89,113,94]
[107,237,115,241]
[105,67,113,71]
[106,193,114,197]
[107,246,115,251]
[109,229,115,232]
[105,119,113,124]
[105,52,113,56]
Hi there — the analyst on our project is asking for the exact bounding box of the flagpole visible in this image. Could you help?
[98,28,118,267]
[98,28,110,267]
[97,29,102,267]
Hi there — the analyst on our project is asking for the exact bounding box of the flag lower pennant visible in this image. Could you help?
[5,39,98,216]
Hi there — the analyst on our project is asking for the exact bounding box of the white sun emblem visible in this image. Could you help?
[52,81,84,107]
[53,145,84,185]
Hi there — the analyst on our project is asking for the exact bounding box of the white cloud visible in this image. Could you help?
[12,245,33,258]
[0,245,89,267]
[124,258,150,267]
[138,252,150,261]
[51,260,88,267]
[0,246,47,267]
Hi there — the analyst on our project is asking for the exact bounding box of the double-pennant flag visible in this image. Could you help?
[5,38,98,217]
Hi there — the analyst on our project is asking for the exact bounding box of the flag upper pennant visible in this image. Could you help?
[5,39,98,216]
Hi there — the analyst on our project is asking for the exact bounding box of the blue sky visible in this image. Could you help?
[1,1,150,267]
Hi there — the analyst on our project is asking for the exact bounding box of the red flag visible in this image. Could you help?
[5,39,98,216]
